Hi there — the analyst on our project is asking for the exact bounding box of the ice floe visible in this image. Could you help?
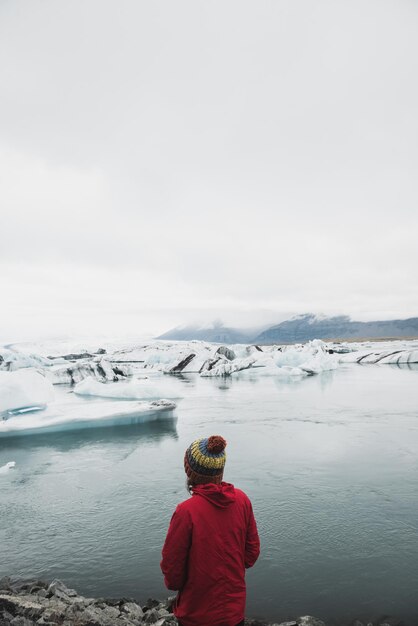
[199,340,338,377]
[0,398,176,437]
[0,370,55,415]
[339,347,418,365]
[0,461,16,474]
[0,349,53,371]
[74,377,183,400]
[46,359,132,385]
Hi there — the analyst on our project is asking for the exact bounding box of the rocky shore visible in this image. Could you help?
[0,578,326,626]
[0,578,402,626]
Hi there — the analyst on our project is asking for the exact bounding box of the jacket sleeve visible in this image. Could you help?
[160,505,192,591]
[245,500,260,568]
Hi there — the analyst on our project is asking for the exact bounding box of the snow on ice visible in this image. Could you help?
[2,336,417,437]
[0,398,176,437]
[0,370,55,415]
[74,377,183,400]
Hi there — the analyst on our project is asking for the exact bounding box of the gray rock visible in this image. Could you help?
[10,618,35,626]
[46,580,77,601]
[144,608,161,624]
[102,605,120,620]
[1,608,15,623]
[121,602,144,620]
[0,595,43,621]
[0,579,12,593]
[297,617,326,626]
[35,591,46,600]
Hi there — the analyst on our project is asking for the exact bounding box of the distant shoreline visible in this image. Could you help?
[256,335,418,346]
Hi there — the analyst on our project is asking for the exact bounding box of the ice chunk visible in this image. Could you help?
[201,340,337,377]
[0,349,52,371]
[0,370,55,414]
[0,461,16,474]
[0,398,176,437]
[74,377,182,400]
[339,348,418,365]
[47,359,132,385]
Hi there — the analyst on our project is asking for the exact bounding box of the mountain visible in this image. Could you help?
[158,314,418,345]
[156,323,257,344]
[253,314,418,344]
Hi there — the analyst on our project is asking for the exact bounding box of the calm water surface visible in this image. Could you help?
[1,363,418,623]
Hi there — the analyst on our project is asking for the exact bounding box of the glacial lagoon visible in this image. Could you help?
[1,362,418,623]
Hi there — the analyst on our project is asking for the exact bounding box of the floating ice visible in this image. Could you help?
[201,340,338,377]
[0,349,52,371]
[339,347,418,365]
[74,377,182,400]
[47,359,132,385]
[0,370,55,415]
[0,461,16,474]
[0,398,176,437]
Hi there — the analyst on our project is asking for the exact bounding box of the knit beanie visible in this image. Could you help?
[184,435,227,485]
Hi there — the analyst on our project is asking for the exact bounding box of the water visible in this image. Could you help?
[1,363,418,623]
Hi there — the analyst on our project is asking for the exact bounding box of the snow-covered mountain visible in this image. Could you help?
[157,323,258,344]
[158,314,418,344]
[254,314,418,344]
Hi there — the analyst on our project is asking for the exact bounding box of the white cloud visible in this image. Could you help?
[1,0,417,340]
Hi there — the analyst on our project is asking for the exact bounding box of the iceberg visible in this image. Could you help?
[73,377,183,400]
[201,340,338,377]
[339,347,418,365]
[0,461,16,474]
[47,359,132,385]
[0,370,55,415]
[0,349,53,371]
[0,398,176,438]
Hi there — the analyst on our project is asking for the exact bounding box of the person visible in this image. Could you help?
[161,435,260,626]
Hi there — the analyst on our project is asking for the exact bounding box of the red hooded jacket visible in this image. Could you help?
[161,482,260,626]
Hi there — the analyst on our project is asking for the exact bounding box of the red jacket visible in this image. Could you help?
[161,482,260,626]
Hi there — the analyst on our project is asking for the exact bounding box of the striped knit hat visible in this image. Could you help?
[184,435,227,485]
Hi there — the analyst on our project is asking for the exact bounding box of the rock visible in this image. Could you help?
[10,617,35,626]
[297,618,326,626]
[377,618,403,626]
[101,605,120,620]
[46,580,77,601]
[143,608,161,623]
[121,602,144,620]
[0,608,14,624]
[0,595,43,621]
[0,578,12,593]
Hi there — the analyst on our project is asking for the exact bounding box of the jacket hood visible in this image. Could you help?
[192,481,236,508]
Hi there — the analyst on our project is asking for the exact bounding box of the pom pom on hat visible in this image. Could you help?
[207,435,227,454]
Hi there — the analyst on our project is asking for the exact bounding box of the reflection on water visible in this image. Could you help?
[1,365,418,623]
[0,418,178,452]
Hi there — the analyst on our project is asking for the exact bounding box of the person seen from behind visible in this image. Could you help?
[161,435,260,626]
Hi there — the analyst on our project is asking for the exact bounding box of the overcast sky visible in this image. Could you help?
[1,0,417,341]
